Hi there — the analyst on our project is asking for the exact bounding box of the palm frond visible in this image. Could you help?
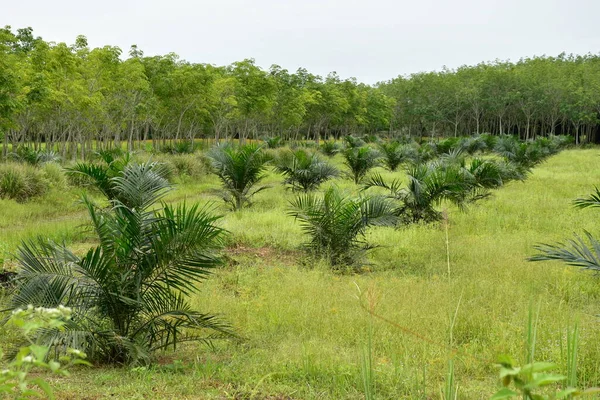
[530,231,600,272]
[573,187,600,209]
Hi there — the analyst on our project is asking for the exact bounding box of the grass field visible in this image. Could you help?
[1,148,600,399]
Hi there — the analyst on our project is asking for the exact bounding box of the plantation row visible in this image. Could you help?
[0,134,567,206]
[2,26,600,159]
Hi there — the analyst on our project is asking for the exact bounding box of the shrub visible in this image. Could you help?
[479,133,498,150]
[366,157,521,224]
[275,149,338,192]
[0,305,89,399]
[158,154,205,180]
[289,186,396,268]
[362,134,380,144]
[0,163,49,202]
[92,147,126,161]
[207,144,270,210]
[40,162,68,189]
[416,142,437,163]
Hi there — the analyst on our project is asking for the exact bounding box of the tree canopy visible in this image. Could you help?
[1,25,600,157]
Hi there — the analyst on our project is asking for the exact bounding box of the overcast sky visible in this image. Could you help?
[5,0,600,84]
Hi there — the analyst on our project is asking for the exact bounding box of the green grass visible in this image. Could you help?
[1,148,600,398]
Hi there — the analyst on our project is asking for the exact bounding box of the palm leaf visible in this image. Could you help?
[530,231,600,272]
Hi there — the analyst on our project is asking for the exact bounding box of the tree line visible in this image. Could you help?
[1,26,600,159]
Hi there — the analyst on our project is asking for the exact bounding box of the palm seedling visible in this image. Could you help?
[378,141,418,171]
[289,186,396,268]
[438,148,466,167]
[416,142,437,163]
[462,158,506,190]
[10,146,61,166]
[362,134,380,144]
[493,135,552,170]
[207,144,270,210]
[7,162,232,365]
[263,136,283,149]
[435,137,462,155]
[343,146,381,184]
[320,140,341,157]
[274,149,339,192]
[458,136,488,155]
[364,163,475,224]
[67,151,167,206]
[344,135,366,149]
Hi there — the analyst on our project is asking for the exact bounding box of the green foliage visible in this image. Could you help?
[319,140,340,157]
[8,164,232,365]
[157,154,205,180]
[362,134,380,144]
[274,149,338,192]
[288,186,396,268]
[530,187,600,271]
[416,142,438,163]
[263,136,283,149]
[208,144,270,210]
[378,141,418,171]
[491,355,600,399]
[160,141,200,155]
[435,137,462,155]
[9,146,61,166]
[0,147,596,397]
[40,162,68,189]
[67,152,171,207]
[344,135,366,149]
[493,135,566,170]
[0,305,89,400]
[67,151,132,197]
[458,135,490,155]
[0,163,49,201]
[365,163,471,224]
[343,146,380,184]
[365,155,526,224]
[2,22,600,157]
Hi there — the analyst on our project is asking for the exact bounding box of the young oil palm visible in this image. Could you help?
[344,135,366,149]
[343,146,380,184]
[365,163,473,224]
[378,141,417,171]
[275,149,338,192]
[208,144,270,210]
[10,146,62,166]
[289,186,396,268]
[67,151,135,202]
[8,162,231,365]
[493,135,549,169]
[319,140,340,157]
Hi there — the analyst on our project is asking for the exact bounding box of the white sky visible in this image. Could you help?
[4,0,600,84]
